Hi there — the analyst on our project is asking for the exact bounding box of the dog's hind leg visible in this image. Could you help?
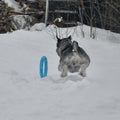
[60,64,68,77]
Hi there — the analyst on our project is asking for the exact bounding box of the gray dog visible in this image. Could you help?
[56,36,90,77]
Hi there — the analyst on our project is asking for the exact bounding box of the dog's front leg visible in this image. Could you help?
[58,64,62,71]
[79,64,87,77]
[60,64,68,77]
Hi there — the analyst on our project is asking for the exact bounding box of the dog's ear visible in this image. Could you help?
[56,36,61,42]
[68,35,72,40]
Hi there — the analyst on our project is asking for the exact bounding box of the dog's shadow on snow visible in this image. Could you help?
[49,75,84,84]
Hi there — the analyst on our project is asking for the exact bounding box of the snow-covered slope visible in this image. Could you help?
[0,25,120,120]
[4,0,20,12]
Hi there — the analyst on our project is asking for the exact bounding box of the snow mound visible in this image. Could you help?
[30,23,46,31]
[0,26,120,120]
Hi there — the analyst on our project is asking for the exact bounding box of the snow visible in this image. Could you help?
[30,23,46,31]
[4,0,21,12]
[0,25,120,120]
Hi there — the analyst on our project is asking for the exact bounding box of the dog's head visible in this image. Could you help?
[56,36,72,57]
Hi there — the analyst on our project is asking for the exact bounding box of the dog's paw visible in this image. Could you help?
[80,72,86,77]
[61,73,67,78]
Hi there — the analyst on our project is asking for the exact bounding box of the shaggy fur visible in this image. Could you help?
[56,36,90,77]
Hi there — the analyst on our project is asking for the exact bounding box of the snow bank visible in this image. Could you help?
[0,25,120,120]
[30,23,46,31]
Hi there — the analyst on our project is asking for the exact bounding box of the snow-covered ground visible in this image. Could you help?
[0,25,120,120]
[4,0,21,12]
